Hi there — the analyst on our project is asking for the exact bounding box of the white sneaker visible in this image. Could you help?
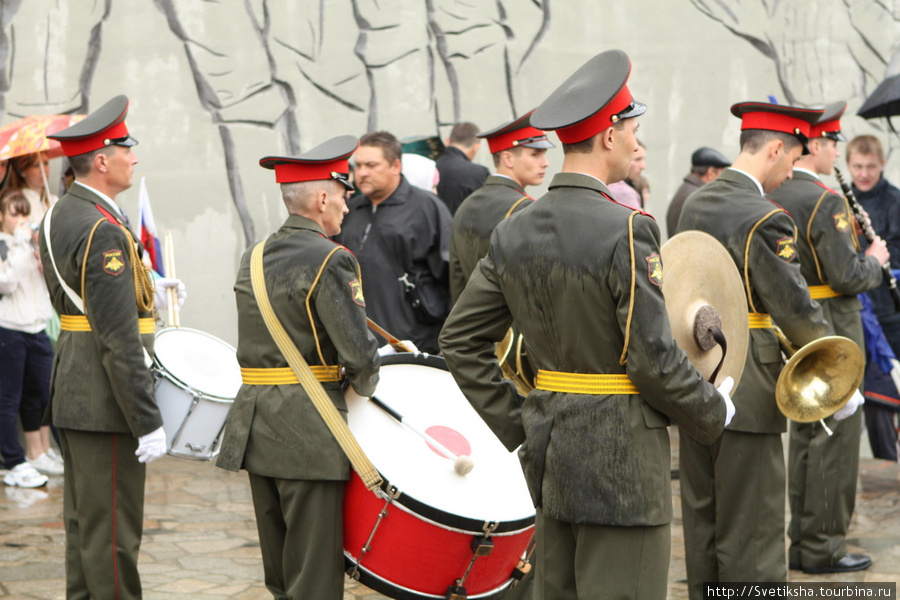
[3,463,49,488]
[27,453,64,476]
[46,447,64,466]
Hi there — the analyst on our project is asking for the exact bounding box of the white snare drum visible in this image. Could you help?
[152,328,241,460]
[344,353,535,599]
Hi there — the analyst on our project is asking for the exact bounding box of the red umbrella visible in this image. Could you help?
[0,114,85,161]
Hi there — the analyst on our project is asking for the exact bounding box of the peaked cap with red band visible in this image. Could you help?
[46,95,138,157]
[531,49,646,144]
[809,101,847,142]
[479,110,555,154]
[259,135,358,190]
[731,101,824,154]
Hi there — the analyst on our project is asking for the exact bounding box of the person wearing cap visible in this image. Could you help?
[335,131,452,354]
[665,146,731,237]
[677,101,833,595]
[766,102,883,575]
[440,49,734,599]
[435,121,491,215]
[449,110,553,302]
[38,95,186,599]
[216,136,380,599]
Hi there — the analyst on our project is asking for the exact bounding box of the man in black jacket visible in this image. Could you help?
[436,122,490,215]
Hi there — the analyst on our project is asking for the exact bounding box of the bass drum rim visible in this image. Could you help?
[367,352,534,535]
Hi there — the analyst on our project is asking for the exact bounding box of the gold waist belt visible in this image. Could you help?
[535,370,639,395]
[60,315,155,335]
[748,313,773,329]
[808,284,841,300]
[241,366,343,385]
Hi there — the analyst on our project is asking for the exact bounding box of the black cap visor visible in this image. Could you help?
[105,134,139,148]
[614,100,647,122]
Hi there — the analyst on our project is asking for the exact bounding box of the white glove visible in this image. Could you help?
[154,277,187,310]
[135,426,167,463]
[377,344,397,357]
[834,390,864,421]
[716,376,736,428]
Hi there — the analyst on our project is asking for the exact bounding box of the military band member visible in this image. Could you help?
[767,102,884,574]
[449,110,553,302]
[440,49,734,600]
[40,95,185,599]
[677,101,832,597]
[216,136,380,600]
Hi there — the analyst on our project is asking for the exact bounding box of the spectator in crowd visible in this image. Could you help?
[847,135,900,461]
[435,122,489,215]
[335,131,452,354]
[667,146,731,237]
[0,189,56,487]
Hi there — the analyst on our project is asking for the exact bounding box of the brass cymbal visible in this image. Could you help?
[775,335,864,423]
[661,231,749,388]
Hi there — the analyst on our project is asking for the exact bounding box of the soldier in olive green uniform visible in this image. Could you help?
[677,102,832,597]
[40,96,185,599]
[449,111,553,301]
[216,136,380,600]
[767,103,884,575]
[440,50,734,600]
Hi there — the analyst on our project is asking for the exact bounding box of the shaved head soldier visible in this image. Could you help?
[440,50,733,600]
[217,136,380,599]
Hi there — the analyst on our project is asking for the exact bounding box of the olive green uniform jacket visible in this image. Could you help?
[768,169,880,567]
[678,169,832,433]
[39,182,161,435]
[440,172,726,526]
[449,175,533,302]
[217,215,380,480]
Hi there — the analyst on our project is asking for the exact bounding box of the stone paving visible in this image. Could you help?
[0,433,898,599]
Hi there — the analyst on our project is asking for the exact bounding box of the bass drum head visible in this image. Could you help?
[154,328,242,400]
[345,353,534,528]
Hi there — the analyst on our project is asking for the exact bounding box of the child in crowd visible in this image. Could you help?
[0,189,61,487]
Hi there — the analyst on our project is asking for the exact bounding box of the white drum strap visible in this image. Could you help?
[43,203,85,314]
[250,241,382,491]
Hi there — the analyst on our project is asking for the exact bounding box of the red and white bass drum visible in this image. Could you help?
[343,353,535,599]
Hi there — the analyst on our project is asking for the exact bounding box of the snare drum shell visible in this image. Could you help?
[344,473,533,599]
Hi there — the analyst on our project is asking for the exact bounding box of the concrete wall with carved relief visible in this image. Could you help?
[2,0,897,342]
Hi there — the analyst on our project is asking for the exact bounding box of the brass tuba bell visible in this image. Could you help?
[774,334,864,423]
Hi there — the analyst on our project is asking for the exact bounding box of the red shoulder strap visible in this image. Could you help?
[95,204,121,225]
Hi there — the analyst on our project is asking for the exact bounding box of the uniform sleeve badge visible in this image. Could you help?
[646,254,663,287]
[349,278,365,306]
[103,249,125,275]
[833,212,850,233]
[776,237,797,262]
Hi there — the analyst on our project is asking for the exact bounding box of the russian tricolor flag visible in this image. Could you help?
[137,175,164,276]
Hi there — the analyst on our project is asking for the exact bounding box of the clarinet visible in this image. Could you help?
[834,166,900,312]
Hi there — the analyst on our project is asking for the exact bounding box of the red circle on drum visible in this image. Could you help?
[424,425,471,458]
